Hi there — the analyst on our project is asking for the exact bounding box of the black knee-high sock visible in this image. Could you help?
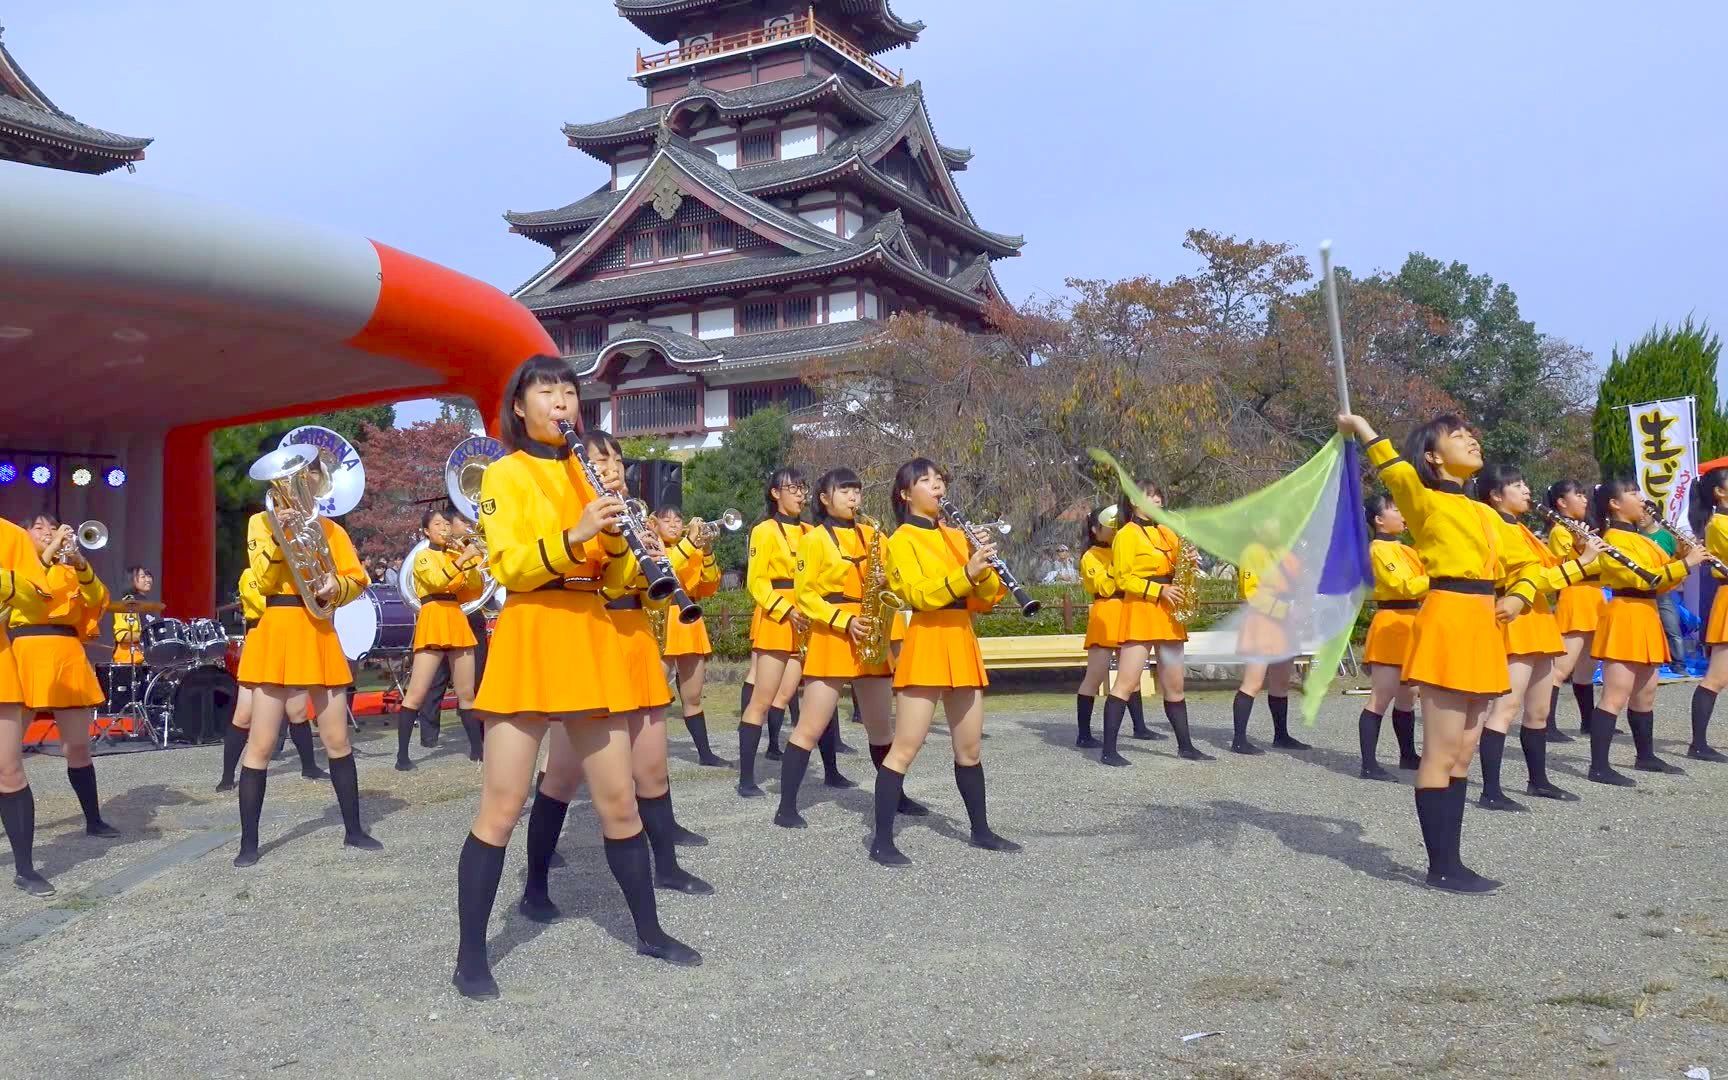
[1572,682,1595,732]
[1164,699,1196,751]
[1692,686,1718,749]
[1232,691,1254,745]
[765,705,785,752]
[869,742,890,770]
[65,764,106,830]
[603,831,672,947]
[788,693,800,732]
[1268,696,1291,740]
[778,743,811,818]
[683,711,716,761]
[0,786,37,877]
[220,722,247,785]
[396,710,415,764]
[1589,707,1618,772]
[1357,709,1384,770]
[1548,686,1561,729]
[1413,785,1447,876]
[327,753,367,837]
[1478,730,1507,798]
[1076,693,1096,741]
[871,765,904,852]
[460,709,484,761]
[1519,726,1551,788]
[523,790,569,900]
[1392,708,1418,762]
[274,720,288,758]
[953,762,993,838]
[236,765,267,857]
[816,715,841,778]
[456,832,506,975]
[737,722,762,787]
[289,722,320,774]
[740,680,754,716]
[1101,696,1127,757]
[1628,708,1657,760]
[638,792,689,878]
[1127,690,1150,734]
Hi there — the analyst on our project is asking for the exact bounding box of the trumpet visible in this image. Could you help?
[56,520,107,564]
[938,496,1040,617]
[1533,505,1659,587]
[688,508,744,549]
[1643,500,1727,575]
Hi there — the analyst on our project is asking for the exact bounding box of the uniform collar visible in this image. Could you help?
[904,513,939,531]
[773,512,802,526]
[519,438,570,461]
[1497,509,1518,524]
[1431,479,1465,495]
[1089,542,1110,552]
[1607,521,1638,533]
[1372,532,1402,543]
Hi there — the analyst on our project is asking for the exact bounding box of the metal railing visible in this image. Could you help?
[635,10,903,87]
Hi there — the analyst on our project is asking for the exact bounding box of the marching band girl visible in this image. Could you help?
[110,565,152,667]
[1586,478,1702,785]
[216,566,322,791]
[1099,482,1209,766]
[1230,539,1308,755]
[1074,508,1119,748]
[393,507,485,772]
[1687,468,1728,763]
[872,458,1019,866]
[1545,480,1601,739]
[653,507,728,766]
[777,468,897,829]
[1,515,59,895]
[453,358,698,1000]
[1357,495,1426,779]
[233,485,378,866]
[737,469,813,798]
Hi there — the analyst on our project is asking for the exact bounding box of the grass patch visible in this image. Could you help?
[1540,989,1636,1011]
[1707,958,1728,982]
[1679,994,1728,1025]
[49,896,102,914]
[1642,978,1676,994]
[1398,983,1497,1005]
[1189,973,1287,1004]
[972,1051,1019,1068]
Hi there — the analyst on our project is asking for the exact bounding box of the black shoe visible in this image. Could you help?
[301,766,328,781]
[1424,869,1501,894]
[636,935,702,966]
[897,795,930,817]
[1687,744,1728,762]
[696,753,732,767]
[85,820,120,838]
[1398,755,1422,770]
[1129,727,1157,741]
[655,868,715,895]
[1099,750,1131,767]
[1587,766,1636,787]
[1526,782,1580,801]
[1477,791,1527,812]
[12,871,54,897]
[344,831,384,851]
[1634,755,1684,775]
[969,830,1021,853]
[452,967,500,1000]
[233,848,260,868]
[1178,746,1214,761]
[1230,740,1264,756]
[1449,863,1503,891]
[669,825,707,848]
[823,772,858,789]
[736,781,765,798]
[1075,734,1102,749]
[773,808,808,829]
[517,892,562,923]
[394,758,415,772]
[764,745,783,761]
[547,850,567,869]
[1272,735,1312,750]
[1545,727,1575,744]
[870,842,911,867]
[1358,764,1396,782]
[215,777,235,793]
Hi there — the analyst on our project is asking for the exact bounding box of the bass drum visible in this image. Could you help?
[140,666,237,744]
[333,586,416,661]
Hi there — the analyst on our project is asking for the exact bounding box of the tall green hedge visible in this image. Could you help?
[1592,319,1726,480]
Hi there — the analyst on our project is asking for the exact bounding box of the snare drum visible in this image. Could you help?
[142,618,193,667]
[187,618,230,664]
[333,586,417,661]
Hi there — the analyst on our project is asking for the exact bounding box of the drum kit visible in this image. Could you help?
[101,601,239,748]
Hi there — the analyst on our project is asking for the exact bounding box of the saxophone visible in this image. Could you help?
[646,603,669,653]
[1171,539,1201,625]
[857,514,905,666]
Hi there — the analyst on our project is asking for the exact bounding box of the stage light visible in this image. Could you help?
[0,463,14,485]
[72,467,93,488]
[29,464,52,487]
[104,467,127,489]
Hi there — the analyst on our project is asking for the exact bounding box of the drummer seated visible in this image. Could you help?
[112,565,155,666]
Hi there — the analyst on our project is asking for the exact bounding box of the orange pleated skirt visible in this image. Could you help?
[1707,589,1728,646]
[662,613,712,658]
[605,606,673,712]
[889,609,908,644]
[1402,590,1509,697]
[1235,609,1290,658]
[0,628,25,705]
[1554,585,1605,635]
[1118,595,1187,644]
[750,588,797,653]
[10,630,104,709]
[802,602,892,681]
[1503,597,1563,658]
[237,604,352,688]
[1592,597,1669,665]
[894,608,987,690]
[1362,607,1416,669]
[474,590,635,717]
[413,599,478,652]
[1084,597,1121,650]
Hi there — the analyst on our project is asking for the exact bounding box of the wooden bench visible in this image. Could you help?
[979,631,1332,685]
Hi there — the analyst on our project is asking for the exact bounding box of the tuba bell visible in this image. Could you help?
[249,443,342,621]
[426,435,506,615]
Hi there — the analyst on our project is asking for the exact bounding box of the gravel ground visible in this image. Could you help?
[1,681,1724,1079]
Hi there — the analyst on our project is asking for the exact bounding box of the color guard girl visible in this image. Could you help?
[393,507,485,771]
[1686,468,1728,763]
[1544,480,1601,739]
[1357,495,1426,779]
[737,469,813,797]
[1229,539,1308,755]
[653,506,728,767]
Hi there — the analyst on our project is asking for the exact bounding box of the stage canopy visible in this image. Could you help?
[0,166,554,617]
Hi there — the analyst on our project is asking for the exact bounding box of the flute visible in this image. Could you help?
[1532,505,1660,588]
[938,496,1041,617]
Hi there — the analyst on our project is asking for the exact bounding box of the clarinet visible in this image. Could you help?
[938,496,1041,617]
[1532,505,1660,588]
[556,421,701,624]
[1642,500,1728,575]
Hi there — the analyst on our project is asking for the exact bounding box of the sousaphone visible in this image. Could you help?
[398,436,505,615]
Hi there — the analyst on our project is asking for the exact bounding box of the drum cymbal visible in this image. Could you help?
[113,599,166,614]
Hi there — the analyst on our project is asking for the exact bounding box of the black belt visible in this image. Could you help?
[1429,578,1495,595]
[421,593,457,602]
[770,578,794,589]
[1377,600,1420,611]
[939,600,967,611]
[822,593,862,604]
[266,595,304,608]
[1148,574,1173,585]
[531,579,601,593]
[244,620,259,632]
[10,624,75,639]
[606,596,643,611]
[1612,589,1659,600]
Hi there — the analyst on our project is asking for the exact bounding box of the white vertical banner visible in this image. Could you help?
[1627,395,1699,525]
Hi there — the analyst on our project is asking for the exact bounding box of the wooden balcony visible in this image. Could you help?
[635,10,904,88]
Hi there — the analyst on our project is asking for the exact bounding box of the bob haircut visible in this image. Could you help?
[1400,413,1473,490]
[499,355,579,453]
[1469,462,1524,507]
[813,467,863,524]
[1364,492,1397,534]
[891,457,950,526]
[764,466,807,517]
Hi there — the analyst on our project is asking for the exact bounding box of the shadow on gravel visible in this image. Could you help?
[488,843,641,968]
[33,782,203,879]
[251,792,411,859]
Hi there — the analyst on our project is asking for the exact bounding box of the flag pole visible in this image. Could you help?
[1319,240,1352,414]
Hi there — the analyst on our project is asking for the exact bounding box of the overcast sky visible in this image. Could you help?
[11,1,1726,424]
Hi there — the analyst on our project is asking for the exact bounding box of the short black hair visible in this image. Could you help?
[1592,476,1641,530]
[1084,506,1111,549]
[1364,493,1397,534]
[127,564,152,580]
[1116,479,1162,534]
[1469,462,1523,507]
[891,457,949,525]
[1400,414,1472,489]
[1544,479,1585,515]
[1690,468,1728,534]
[499,355,580,453]
[814,467,862,524]
[420,507,452,531]
[653,504,683,518]
[765,466,806,517]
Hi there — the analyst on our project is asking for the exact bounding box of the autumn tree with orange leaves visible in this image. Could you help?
[344,419,477,564]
